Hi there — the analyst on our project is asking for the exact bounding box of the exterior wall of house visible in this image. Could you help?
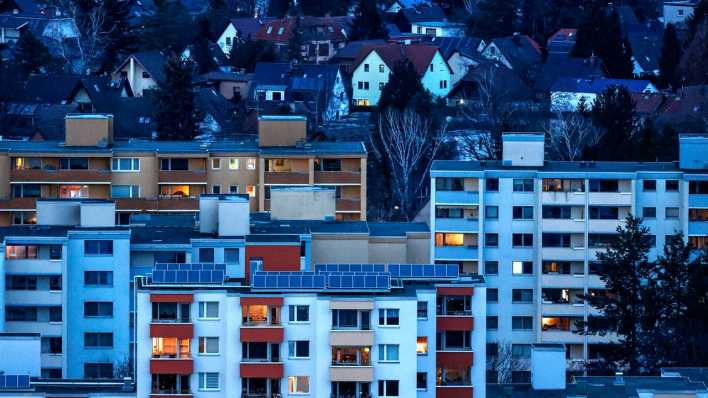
[481,43,512,69]
[119,57,157,97]
[448,52,479,86]
[663,2,696,26]
[352,51,391,107]
[324,70,350,121]
[421,51,453,98]
[217,23,237,55]
[411,23,466,38]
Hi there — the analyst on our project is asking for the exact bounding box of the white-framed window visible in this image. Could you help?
[288,305,309,323]
[224,248,239,264]
[378,380,399,397]
[287,376,309,394]
[111,158,139,172]
[246,185,256,197]
[288,340,310,359]
[229,185,239,194]
[211,158,221,169]
[198,337,219,355]
[229,158,239,170]
[212,185,221,194]
[198,301,219,319]
[378,308,399,326]
[111,185,139,198]
[247,158,257,170]
[378,344,399,362]
[198,372,219,390]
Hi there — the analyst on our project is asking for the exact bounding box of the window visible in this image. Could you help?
[84,363,113,379]
[211,185,221,194]
[589,179,619,192]
[512,344,532,358]
[198,372,219,390]
[436,177,464,191]
[6,306,37,321]
[513,178,534,192]
[6,276,37,290]
[485,205,499,219]
[111,158,139,172]
[199,248,214,262]
[512,371,531,383]
[378,309,399,326]
[434,233,464,247]
[288,376,309,394]
[211,158,221,169]
[689,208,708,221]
[589,206,619,219]
[439,80,447,89]
[666,180,679,191]
[588,233,617,248]
[198,302,219,319]
[513,206,533,219]
[41,337,62,354]
[690,181,708,194]
[643,207,657,218]
[364,63,369,72]
[543,206,572,219]
[416,337,428,355]
[111,185,139,198]
[288,340,309,358]
[485,233,499,247]
[417,301,428,319]
[486,178,499,191]
[160,158,189,171]
[84,271,113,286]
[59,158,88,170]
[379,82,385,89]
[485,261,498,275]
[84,333,113,348]
[417,372,427,390]
[643,180,656,191]
[84,302,113,318]
[378,380,399,397]
[378,344,399,362]
[512,233,533,247]
[289,305,309,323]
[487,316,498,329]
[379,64,385,72]
[512,316,533,330]
[50,245,62,260]
[224,248,239,264]
[512,289,533,303]
[229,158,239,170]
[246,185,256,197]
[84,240,113,256]
[543,178,584,192]
[50,276,62,291]
[198,337,219,354]
[666,207,680,219]
[542,233,571,247]
[512,261,533,275]
[49,306,62,322]
[5,245,38,259]
[487,288,498,302]
[12,184,41,198]
[229,185,239,194]
[332,309,369,329]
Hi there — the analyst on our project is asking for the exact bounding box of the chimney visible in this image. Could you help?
[64,114,114,147]
[257,115,307,147]
[502,132,545,167]
[531,344,566,390]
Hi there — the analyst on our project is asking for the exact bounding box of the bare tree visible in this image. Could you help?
[488,342,529,383]
[546,110,602,161]
[49,0,111,73]
[374,107,449,220]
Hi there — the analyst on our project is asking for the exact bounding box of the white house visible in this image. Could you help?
[351,44,452,107]
[216,18,263,56]
[411,21,466,37]
[550,77,658,112]
[113,51,167,97]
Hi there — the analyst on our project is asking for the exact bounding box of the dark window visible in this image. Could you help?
[84,332,113,348]
[84,240,113,256]
[485,261,498,275]
[50,245,62,260]
[49,276,61,291]
[689,181,708,194]
[49,307,62,322]
[6,275,37,290]
[84,302,113,318]
[59,158,88,170]
[12,184,41,198]
[643,207,657,218]
[512,289,533,302]
[542,233,571,247]
[315,159,341,171]
[643,180,656,191]
[590,206,619,219]
[378,380,399,397]
[485,206,499,219]
[41,337,62,354]
[289,305,309,322]
[513,206,533,219]
[84,271,113,286]
[436,178,464,191]
[543,206,572,219]
[487,316,498,329]
[589,179,619,192]
[417,301,428,318]
[512,316,533,330]
[154,252,186,263]
[485,233,498,247]
[6,306,37,321]
[666,180,679,191]
[160,158,188,171]
[512,371,531,383]
[513,178,534,192]
[487,288,498,302]
[436,207,463,218]
[416,372,427,389]
[199,248,215,262]
[588,234,617,248]
[84,363,113,379]
[512,261,533,275]
[512,233,533,247]
[485,178,499,191]
[225,248,239,264]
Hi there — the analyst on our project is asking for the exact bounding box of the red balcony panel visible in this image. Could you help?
[150,294,194,303]
[240,297,284,306]
[436,386,473,398]
[240,327,284,342]
[437,287,474,296]
[150,323,193,339]
[239,363,283,378]
[436,351,473,367]
[436,316,474,331]
[150,359,193,375]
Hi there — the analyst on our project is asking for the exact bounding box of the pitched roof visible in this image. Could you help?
[21,74,83,104]
[550,77,655,94]
[116,51,168,85]
[423,36,484,59]
[452,61,534,101]
[333,39,387,60]
[490,34,542,70]
[254,17,296,42]
[534,54,605,91]
[627,22,663,73]
[229,17,263,40]
[546,28,577,54]
[399,5,447,23]
[353,44,441,76]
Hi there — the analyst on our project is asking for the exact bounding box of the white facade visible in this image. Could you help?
[217,23,238,56]
[663,1,698,26]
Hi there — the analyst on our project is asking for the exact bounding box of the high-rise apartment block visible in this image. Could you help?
[430,132,708,379]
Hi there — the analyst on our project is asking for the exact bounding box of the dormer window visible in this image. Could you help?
[267,26,273,34]
[142,71,150,79]
[277,27,284,35]
[429,64,433,72]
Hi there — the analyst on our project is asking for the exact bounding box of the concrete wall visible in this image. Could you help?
[258,117,307,147]
[65,115,114,147]
[270,187,336,220]
[0,334,41,376]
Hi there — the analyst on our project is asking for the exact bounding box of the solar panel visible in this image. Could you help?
[154,263,226,272]
[315,264,386,273]
[151,268,225,284]
[0,375,30,390]
[387,264,458,279]
[252,271,326,290]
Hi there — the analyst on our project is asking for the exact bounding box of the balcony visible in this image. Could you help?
[240,327,284,343]
[239,363,283,378]
[436,386,473,398]
[158,170,207,184]
[434,246,478,261]
[436,351,473,366]
[330,366,373,382]
[688,221,708,235]
[541,273,586,289]
[115,198,199,211]
[588,192,632,206]
[5,290,62,305]
[151,395,192,398]
[588,219,624,233]
[150,359,193,375]
[541,330,618,344]
[150,324,193,339]
[436,317,473,331]
[435,218,479,232]
[542,247,585,261]
[0,197,37,210]
[329,330,374,347]
[542,303,585,317]
[542,191,586,205]
[336,199,361,212]
[315,171,361,184]
[542,218,585,233]
[435,191,479,205]
[4,259,61,274]
[263,171,309,184]
[11,168,111,183]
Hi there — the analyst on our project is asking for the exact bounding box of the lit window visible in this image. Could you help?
[416,337,428,355]
[246,185,256,197]
[229,158,239,170]
[288,376,309,394]
[247,158,256,170]
[152,337,191,358]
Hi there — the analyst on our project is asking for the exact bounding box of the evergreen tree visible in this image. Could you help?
[268,0,292,17]
[349,0,387,40]
[572,7,633,78]
[153,57,199,140]
[285,18,303,63]
[678,20,708,85]
[467,0,516,39]
[13,30,54,78]
[378,59,431,112]
[589,85,636,160]
[633,119,659,161]
[659,23,682,88]
[140,0,195,51]
[299,0,350,16]
[205,0,231,39]
[192,17,218,74]
[229,40,278,72]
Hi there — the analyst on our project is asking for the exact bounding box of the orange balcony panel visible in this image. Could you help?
[150,323,193,339]
[150,359,193,375]
[240,297,284,306]
[314,171,361,184]
[239,363,283,379]
[336,199,361,212]
[437,287,474,296]
[0,197,37,210]
[436,351,473,367]
[436,386,473,398]
[436,316,474,331]
[240,327,284,342]
[151,294,193,303]
[264,172,309,184]
[159,170,207,184]
[11,169,111,183]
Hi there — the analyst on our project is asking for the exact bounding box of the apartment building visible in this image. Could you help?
[136,265,486,398]
[0,114,367,225]
[429,132,708,379]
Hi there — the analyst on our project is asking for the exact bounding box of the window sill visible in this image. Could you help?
[287,357,310,360]
[197,318,220,321]
[377,325,400,328]
[198,353,220,356]
[288,321,311,325]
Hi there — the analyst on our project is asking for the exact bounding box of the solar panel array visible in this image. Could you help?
[0,375,30,390]
[151,263,226,284]
[387,264,458,279]
[327,272,390,290]
[252,271,326,290]
[315,263,386,273]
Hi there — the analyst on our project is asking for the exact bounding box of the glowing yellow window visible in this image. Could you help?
[416,336,428,355]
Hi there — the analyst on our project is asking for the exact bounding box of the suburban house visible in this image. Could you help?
[448,61,535,111]
[534,54,605,94]
[424,36,486,85]
[181,41,229,69]
[384,0,431,14]
[662,0,699,26]
[113,51,168,97]
[351,43,452,106]
[331,39,387,73]
[253,16,351,63]
[194,70,254,101]
[481,33,543,82]
[625,21,664,78]
[216,17,264,55]
[550,77,658,112]
[394,5,465,37]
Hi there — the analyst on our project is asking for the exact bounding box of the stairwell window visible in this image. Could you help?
[378,344,399,362]
[198,372,219,391]
[378,309,399,326]
[288,376,309,394]
[84,240,113,256]
[112,158,139,172]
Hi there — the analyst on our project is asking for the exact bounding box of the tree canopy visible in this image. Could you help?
[153,57,199,140]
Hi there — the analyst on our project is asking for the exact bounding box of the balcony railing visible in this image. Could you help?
[0,197,37,210]
[436,345,472,352]
[315,171,361,184]
[336,199,361,212]
[264,171,309,184]
[11,168,111,183]
[158,170,208,183]
[241,394,282,398]
[115,197,199,211]
[151,388,192,395]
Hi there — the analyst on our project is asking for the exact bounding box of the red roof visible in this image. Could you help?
[632,92,665,115]
[547,29,577,46]
[254,16,351,43]
[255,18,296,43]
[353,44,442,76]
